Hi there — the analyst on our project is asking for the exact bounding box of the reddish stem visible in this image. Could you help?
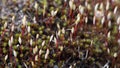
[56,39,58,49]
[9,46,12,62]
[13,57,16,68]
[35,9,39,23]
[21,27,25,36]
[69,9,73,19]
[63,1,67,7]
[72,25,78,39]
[1,29,7,39]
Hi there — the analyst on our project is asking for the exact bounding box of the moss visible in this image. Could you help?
[0,0,120,67]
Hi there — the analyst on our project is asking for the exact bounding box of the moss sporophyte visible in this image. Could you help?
[0,0,120,68]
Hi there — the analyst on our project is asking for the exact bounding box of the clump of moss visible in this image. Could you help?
[0,0,120,68]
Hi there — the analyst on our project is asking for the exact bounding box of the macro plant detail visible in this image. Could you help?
[0,0,120,68]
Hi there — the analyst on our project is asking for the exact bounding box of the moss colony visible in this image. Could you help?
[0,0,120,68]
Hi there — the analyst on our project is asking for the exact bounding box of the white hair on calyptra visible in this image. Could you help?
[107,48,110,54]
[36,34,39,39]
[12,16,15,22]
[94,3,104,19]
[57,30,61,37]
[107,31,111,38]
[34,2,38,10]
[71,27,74,34]
[60,46,63,51]
[103,61,110,68]
[108,20,111,28]
[79,5,85,14]
[10,36,13,44]
[57,23,60,29]
[33,46,38,54]
[30,39,33,46]
[101,16,105,25]
[94,3,99,11]
[35,55,38,61]
[113,52,117,58]
[13,50,17,57]
[85,0,88,7]
[22,15,27,26]
[86,4,91,10]
[99,3,104,10]
[50,35,54,42]
[45,49,49,59]
[51,10,58,17]
[75,14,80,25]
[93,16,96,25]
[53,37,57,44]
[69,0,76,10]
[42,40,45,46]
[8,40,11,47]
[113,6,118,14]
[31,61,34,66]
[62,28,65,34]
[106,0,110,10]
[117,16,120,24]
[5,55,8,61]
[45,52,48,59]
[85,16,88,23]
[118,39,120,45]
[33,17,37,23]
[17,44,20,47]
[18,36,22,44]
[4,22,7,29]
[11,25,14,32]
[69,65,72,68]
[39,49,43,55]
[107,12,112,20]
[27,26,30,33]
[69,0,73,9]
[95,10,104,18]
